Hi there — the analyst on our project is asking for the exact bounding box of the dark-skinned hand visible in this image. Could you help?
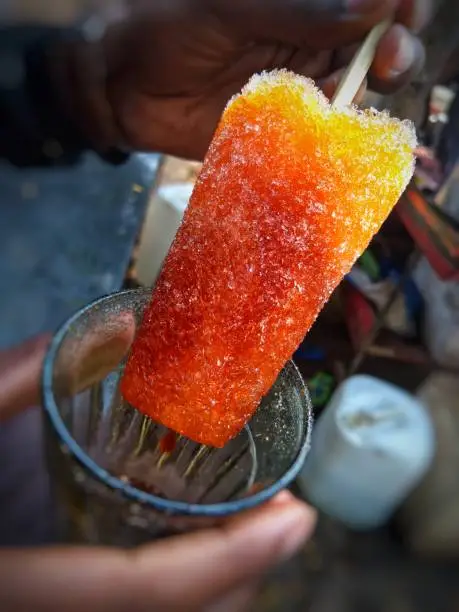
[53,0,432,160]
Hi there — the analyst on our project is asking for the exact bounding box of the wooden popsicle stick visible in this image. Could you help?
[331,19,392,108]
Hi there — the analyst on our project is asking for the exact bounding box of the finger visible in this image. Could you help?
[330,22,425,96]
[71,310,137,393]
[319,68,367,105]
[0,495,315,612]
[0,334,51,422]
[332,0,431,77]
[43,310,137,400]
[370,24,425,94]
[130,494,316,610]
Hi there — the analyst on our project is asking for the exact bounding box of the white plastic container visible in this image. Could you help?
[135,183,193,287]
[298,375,435,530]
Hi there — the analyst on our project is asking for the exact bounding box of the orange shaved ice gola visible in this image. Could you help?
[121,70,416,447]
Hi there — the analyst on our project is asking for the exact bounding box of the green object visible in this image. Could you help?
[358,249,381,282]
[307,372,335,408]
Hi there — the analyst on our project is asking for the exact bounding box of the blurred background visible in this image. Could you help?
[2,1,459,610]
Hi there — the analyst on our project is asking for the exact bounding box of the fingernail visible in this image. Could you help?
[248,505,314,563]
[389,29,416,78]
[277,510,313,561]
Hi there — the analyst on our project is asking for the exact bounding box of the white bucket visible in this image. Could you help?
[298,375,435,530]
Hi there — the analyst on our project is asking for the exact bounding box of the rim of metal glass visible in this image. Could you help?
[42,289,313,517]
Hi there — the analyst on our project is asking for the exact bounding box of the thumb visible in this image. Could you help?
[129,493,315,610]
